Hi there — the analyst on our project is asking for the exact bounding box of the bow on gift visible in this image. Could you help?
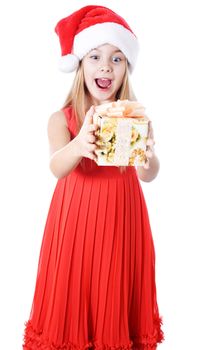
[94,99,147,118]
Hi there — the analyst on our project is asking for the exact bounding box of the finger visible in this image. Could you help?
[90,149,98,161]
[84,105,95,124]
[87,134,96,143]
[149,144,155,153]
[145,149,153,158]
[88,124,98,132]
[146,138,155,146]
[94,125,100,136]
[143,159,150,169]
[148,121,154,139]
[146,143,155,154]
[86,152,96,161]
[93,123,99,131]
[87,143,97,152]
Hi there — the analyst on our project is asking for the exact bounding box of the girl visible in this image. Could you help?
[22,5,165,350]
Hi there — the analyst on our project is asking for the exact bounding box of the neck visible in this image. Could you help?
[87,95,114,107]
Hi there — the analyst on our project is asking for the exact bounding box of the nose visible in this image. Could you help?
[99,66,112,73]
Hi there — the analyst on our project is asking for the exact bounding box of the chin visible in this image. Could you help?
[93,91,116,103]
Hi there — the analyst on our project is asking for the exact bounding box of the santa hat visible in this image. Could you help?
[55,5,139,73]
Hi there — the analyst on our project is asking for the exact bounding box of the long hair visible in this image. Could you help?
[62,60,137,173]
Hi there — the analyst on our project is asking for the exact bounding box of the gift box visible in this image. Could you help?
[93,101,149,166]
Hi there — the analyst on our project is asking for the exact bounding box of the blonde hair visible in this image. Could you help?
[62,60,137,173]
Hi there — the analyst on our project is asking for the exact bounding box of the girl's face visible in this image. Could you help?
[82,44,127,105]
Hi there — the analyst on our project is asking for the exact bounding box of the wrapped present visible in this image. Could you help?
[93,100,149,166]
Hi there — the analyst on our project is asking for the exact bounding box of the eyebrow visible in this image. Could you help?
[90,48,123,54]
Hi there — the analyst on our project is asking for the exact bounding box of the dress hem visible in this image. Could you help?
[22,317,164,350]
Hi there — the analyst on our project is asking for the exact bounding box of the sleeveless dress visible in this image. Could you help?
[22,106,164,350]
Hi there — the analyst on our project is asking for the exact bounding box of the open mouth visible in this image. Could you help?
[95,78,112,90]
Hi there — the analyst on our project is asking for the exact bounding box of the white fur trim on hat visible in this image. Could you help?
[59,22,139,73]
[75,22,138,72]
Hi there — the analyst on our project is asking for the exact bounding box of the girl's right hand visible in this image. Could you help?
[75,105,99,161]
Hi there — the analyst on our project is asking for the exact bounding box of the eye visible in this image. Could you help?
[89,55,100,60]
[112,56,122,63]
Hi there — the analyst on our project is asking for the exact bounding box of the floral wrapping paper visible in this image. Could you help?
[93,115,149,166]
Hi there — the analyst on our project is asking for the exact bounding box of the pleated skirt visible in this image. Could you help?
[22,159,164,350]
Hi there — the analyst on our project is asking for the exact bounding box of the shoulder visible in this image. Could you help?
[47,109,68,129]
[48,106,78,143]
[47,108,72,144]
[47,109,72,155]
[47,106,74,132]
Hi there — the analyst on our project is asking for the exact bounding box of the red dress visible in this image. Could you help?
[22,106,164,350]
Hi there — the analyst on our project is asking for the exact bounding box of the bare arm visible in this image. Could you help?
[47,107,98,179]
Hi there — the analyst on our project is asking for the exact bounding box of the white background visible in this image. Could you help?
[0,0,207,349]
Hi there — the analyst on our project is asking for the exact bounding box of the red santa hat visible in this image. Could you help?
[55,5,139,73]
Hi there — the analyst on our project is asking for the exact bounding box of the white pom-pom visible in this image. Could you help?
[58,54,79,73]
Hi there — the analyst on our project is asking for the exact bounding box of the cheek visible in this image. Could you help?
[115,66,126,86]
[83,60,96,74]
[83,70,93,90]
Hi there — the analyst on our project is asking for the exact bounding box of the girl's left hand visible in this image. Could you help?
[143,120,156,169]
